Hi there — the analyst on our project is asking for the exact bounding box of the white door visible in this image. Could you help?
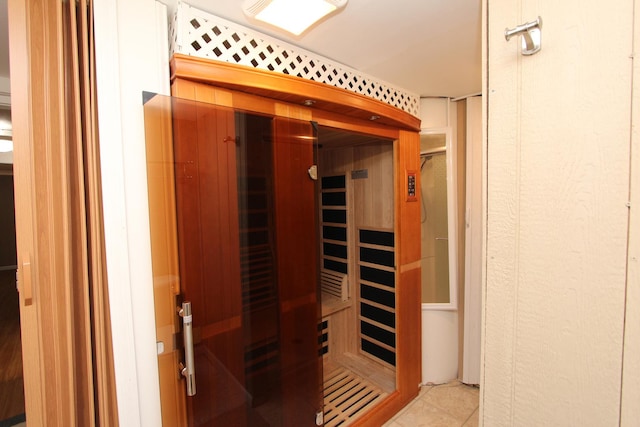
[484,1,636,425]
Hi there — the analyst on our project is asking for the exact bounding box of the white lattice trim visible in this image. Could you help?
[170,1,420,118]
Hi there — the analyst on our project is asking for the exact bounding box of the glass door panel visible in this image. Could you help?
[144,94,322,427]
[420,151,450,303]
[419,129,458,307]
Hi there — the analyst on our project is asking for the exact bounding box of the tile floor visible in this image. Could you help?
[4,383,478,427]
[382,380,479,427]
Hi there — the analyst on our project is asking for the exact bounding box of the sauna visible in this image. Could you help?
[316,127,398,425]
[144,55,421,427]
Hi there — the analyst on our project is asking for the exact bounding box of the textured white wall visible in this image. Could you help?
[621,2,640,424]
[484,1,634,425]
[94,1,169,425]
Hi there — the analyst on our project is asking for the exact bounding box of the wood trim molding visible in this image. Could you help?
[171,77,403,141]
[170,54,421,132]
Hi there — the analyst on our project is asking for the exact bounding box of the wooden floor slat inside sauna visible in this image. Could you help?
[323,366,387,427]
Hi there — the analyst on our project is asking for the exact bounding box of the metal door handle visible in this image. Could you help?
[505,16,542,55]
[178,301,196,396]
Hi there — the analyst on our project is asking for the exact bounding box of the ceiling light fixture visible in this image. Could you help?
[243,0,347,36]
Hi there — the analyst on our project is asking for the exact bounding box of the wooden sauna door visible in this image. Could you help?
[169,97,322,426]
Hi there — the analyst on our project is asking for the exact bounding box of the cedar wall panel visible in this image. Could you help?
[397,130,421,268]
[273,117,322,427]
[319,143,394,244]
[172,96,245,425]
[395,130,421,400]
[352,145,394,230]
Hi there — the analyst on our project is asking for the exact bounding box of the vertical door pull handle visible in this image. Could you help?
[19,257,33,306]
[178,301,196,396]
[505,16,542,55]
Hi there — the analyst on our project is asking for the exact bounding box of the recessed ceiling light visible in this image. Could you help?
[243,0,347,36]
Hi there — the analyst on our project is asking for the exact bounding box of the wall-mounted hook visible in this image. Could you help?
[505,16,542,56]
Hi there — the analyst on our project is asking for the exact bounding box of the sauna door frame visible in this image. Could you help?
[150,55,422,427]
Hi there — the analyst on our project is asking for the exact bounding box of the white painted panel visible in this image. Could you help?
[463,96,481,385]
[422,309,458,384]
[449,101,458,150]
[485,1,632,426]
[420,97,449,128]
[620,2,640,423]
[94,0,170,425]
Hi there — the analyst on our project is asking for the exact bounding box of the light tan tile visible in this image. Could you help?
[463,408,479,427]
[383,385,434,425]
[392,400,463,427]
[420,385,434,394]
[464,384,479,398]
[420,383,479,423]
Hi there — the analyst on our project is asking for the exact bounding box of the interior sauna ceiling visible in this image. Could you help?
[318,126,392,149]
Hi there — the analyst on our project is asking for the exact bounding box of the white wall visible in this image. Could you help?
[94,1,169,425]
[420,97,449,128]
[484,0,635,425]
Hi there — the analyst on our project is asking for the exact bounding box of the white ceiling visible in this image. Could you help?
[0,0,482,98]
[178,0,482,98]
